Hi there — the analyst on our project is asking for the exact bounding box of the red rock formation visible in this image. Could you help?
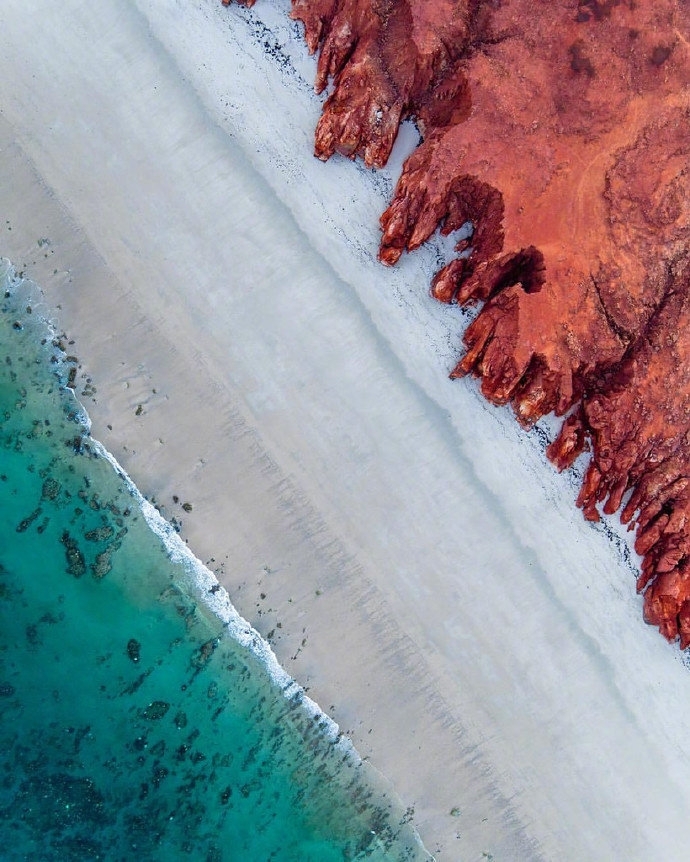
[223,0,690,647]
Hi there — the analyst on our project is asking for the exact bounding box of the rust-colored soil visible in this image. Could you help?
[224,0,690,648]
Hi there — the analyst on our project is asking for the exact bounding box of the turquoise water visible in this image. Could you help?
[0,262,430,862]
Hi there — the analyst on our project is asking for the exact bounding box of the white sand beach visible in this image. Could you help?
[2,1,690,858]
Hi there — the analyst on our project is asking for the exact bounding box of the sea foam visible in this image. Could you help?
[0,260,431,861]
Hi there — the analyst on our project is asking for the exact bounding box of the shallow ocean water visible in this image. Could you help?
[0,261,430,861]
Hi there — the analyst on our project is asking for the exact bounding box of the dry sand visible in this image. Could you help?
[3,2,690,860]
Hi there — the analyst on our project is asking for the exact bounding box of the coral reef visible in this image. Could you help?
[223,0,690,647]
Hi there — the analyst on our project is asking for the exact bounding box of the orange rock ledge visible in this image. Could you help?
[223,0,690,648]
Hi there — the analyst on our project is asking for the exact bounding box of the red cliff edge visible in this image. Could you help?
[223,0,690,649]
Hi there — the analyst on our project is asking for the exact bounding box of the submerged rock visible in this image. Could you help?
[90,550,112,580]
[16,507,41,533]
[40,477,60,501]
[84,525,114,542]
[126,638,141,663]
[141,701,170,721]
[60,531,86,578]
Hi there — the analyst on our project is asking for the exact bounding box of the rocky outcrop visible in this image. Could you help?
[223,0,690,647]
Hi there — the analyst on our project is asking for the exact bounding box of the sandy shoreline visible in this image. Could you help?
[0,105,524,862]
[3,1,690,859]
[0,11,526,856]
